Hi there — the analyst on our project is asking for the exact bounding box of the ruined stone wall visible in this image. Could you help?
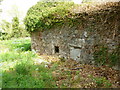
[31,3,120,69]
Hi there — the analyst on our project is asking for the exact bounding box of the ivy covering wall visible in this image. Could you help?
[24,1,75,32]
[24,1,119,32]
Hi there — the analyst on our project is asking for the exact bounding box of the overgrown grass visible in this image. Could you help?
[2,62,56,88]
[0,38,31,52]
[0,38,57,88]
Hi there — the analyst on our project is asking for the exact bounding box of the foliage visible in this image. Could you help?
[0,20,12,39]
[94,46,108,65]
[94,45,119,67]
[109,46,120,66]
[93,77,112,87]
[24,1,75,32]
[0,3,29,40]
[24,0,120,32]
[11,17,29,38]
[0,19,29,40]
[12,17,20,37]
[0,20,11,32]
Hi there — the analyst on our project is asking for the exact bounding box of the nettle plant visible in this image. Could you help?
[24,0,75,32]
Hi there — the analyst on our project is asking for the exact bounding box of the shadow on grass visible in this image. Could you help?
[17,43,31,51]
[13,43,31,52]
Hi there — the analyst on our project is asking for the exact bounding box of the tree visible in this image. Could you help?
[12,16,21,37]
[0,17,29,40]
[1,20,12,32]
[12,16,29,38]
[0,20,12,39]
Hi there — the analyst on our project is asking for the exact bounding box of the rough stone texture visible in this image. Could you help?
[31,2,120,70]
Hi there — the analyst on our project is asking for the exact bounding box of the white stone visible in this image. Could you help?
[70,47,81,61]
[84,31,88,37]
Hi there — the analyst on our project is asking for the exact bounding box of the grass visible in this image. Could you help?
[93,77,112,88]
[2,63,56,88]
[0,38,57,88]
[88,75,112,88]
[0,38,31,52]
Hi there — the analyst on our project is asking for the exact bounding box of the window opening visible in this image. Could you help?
[55,46,59,53]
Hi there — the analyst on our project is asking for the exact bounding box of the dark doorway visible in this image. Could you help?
[55,46,59,53]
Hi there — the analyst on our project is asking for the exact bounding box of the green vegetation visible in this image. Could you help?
[1,38,57,88]
[0,2,29,40]
[93,77,112,88]
[1,0,119,88]
[94,46,108,66]
[0,38,31,51]
[3,62,56,88]
[12,17,21,38]
[0,19,29,40]
[94,45,119,67]
[24,0,104,32]
[24,1,76,32]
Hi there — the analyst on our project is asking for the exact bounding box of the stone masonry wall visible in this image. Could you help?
[31,4,120,69]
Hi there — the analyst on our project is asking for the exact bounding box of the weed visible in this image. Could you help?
[94,46,108,66]
[94,45,119,67]
[93,77,112,87]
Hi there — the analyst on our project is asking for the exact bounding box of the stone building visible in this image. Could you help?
[31,2,120,69]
